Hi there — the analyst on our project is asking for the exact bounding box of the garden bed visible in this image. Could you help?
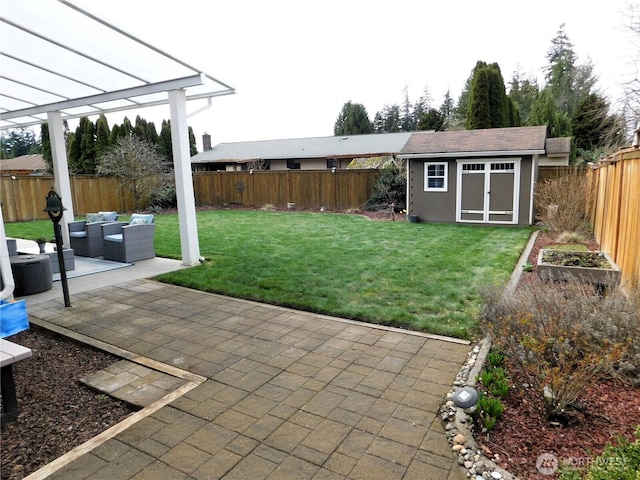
[477,231,640,479]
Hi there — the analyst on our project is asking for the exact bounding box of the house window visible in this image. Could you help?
[424,162,447,191]
[327,159,339,170]
[287,159,300,170]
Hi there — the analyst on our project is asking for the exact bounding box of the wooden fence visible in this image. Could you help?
[537,165,586,182]
[193,170,381,210]
[585,147,640,293]
[1,170,381,222]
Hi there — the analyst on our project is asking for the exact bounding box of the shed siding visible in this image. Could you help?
[407,156,534,226]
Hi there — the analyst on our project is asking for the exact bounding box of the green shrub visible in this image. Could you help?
[366,163,406,212]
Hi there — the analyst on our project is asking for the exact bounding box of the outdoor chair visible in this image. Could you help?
[101,214,155,263]
[68,211,119,257]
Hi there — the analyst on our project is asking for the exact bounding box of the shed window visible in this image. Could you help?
[287,159,300,170]
[424,162,447,191]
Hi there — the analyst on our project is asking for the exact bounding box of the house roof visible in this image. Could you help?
[545,137,571,156]
[191,132,415,163]
[400,126,548,158]
[0,154,46,172]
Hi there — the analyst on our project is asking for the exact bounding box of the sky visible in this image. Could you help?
[60,1,640,151]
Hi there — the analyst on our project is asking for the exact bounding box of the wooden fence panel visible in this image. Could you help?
[538,165,585,182]
[3,169,381,221]
[586,149,640,292]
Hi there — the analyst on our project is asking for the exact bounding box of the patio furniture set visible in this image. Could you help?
[4,212,155,297]
[68,212,156,263]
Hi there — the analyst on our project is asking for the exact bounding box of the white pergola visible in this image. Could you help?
[0,0,235,297]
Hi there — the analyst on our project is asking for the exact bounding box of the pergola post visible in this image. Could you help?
[47,111,74,248]
[169,89,201,266]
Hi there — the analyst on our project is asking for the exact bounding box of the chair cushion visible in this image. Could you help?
[86,213,101,223]
[69,231,87,238]
[130,214,154,224]
[104,234,123,243]
[98,211,118,222]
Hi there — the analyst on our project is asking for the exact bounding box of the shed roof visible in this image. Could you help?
[191,132,415,163]
[400,126,548,157]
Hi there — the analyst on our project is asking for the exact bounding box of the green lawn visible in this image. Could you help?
[4,211,532,339]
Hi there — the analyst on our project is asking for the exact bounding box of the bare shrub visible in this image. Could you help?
[555,230,586,244]
[260,204,277,212]
[479,279,640,420]
[535,173,589,233]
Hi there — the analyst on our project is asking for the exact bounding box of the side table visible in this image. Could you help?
[9,254,53,296]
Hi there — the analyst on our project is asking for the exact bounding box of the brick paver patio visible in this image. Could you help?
[26,279,470,479]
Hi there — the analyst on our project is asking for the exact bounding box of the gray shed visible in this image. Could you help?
[399,126,547,226]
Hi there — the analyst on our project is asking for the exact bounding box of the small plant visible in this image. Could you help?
[475,392,505,431]
[489,377,510,400]
[35,237,48,244]
[487,351,505,368]
[522,260,533,272]
[478,369,494,387]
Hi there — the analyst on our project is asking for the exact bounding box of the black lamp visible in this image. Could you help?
[44,189,71,307]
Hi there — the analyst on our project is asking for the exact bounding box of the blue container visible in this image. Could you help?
[0,299,29,338]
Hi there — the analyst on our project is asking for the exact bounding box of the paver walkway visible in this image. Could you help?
[26,279,470,480]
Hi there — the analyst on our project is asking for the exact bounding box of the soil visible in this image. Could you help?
[0,328,136,480]
[540,250,611,268]
[480,230,640,479]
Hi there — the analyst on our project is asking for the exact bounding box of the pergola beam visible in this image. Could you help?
[0,74,206,121]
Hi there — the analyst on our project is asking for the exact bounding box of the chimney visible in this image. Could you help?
[203,133,212,151]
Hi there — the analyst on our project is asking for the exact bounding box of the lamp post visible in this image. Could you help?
[43,189,71,307]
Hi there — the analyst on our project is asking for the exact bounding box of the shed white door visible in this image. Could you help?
[456,159,520,224]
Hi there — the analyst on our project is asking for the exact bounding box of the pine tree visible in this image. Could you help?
[79,117,97,173]
[334,101,374,135]
[95,114,111,159]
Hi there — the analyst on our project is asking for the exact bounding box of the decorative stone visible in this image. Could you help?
[453,433,466,444]
[490,472,503,479]
[464,461,473,469]
[445,422,455,430]
[452,444,464,451]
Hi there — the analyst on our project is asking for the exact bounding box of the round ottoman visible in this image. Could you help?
[10,254,53,296]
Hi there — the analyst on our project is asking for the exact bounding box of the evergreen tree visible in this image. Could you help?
[334,101,374,135]
[529,88,572,138]
[0,128,38,158]
[79,117,97,173]
[95,114,111,158]
[189,126,198,156]
[571,92,619,151]
[41,124,52,170]
[454,71,474,124]
[417,108,446,131]
[157,120,173,160]
[439,90,455,123]
[509,72,539,125]
[466,61,515,129]
[545,24,577,115]
[466,62,492,129]
[400,86,415,132]
[68,121,83,172]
